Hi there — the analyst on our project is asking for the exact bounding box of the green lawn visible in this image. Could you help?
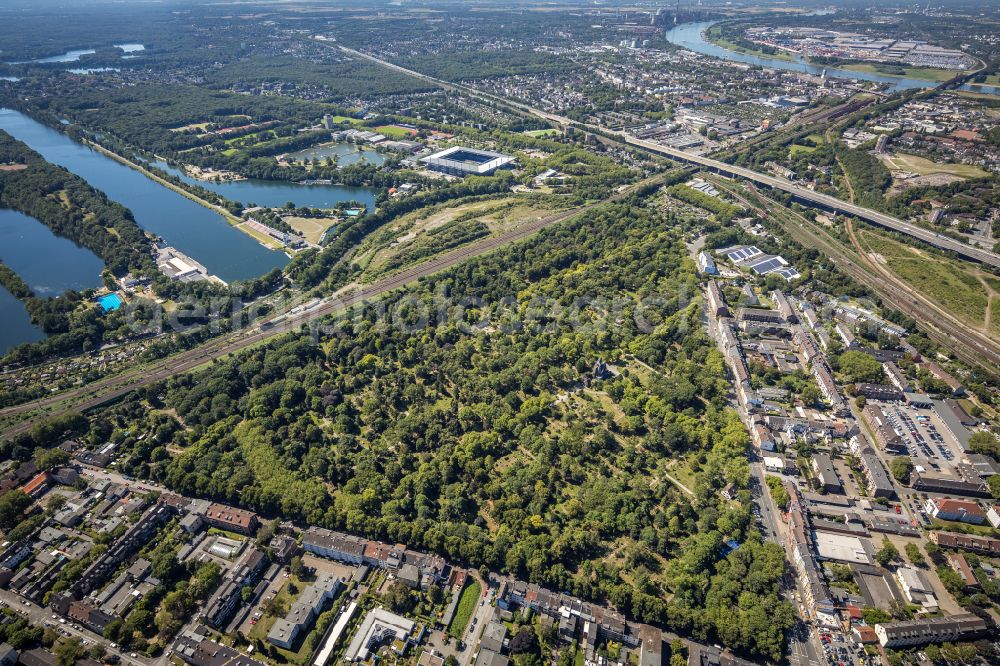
[447,578,482,639]
[881,153,989,179]
[789,144,817,157]
[523,129,561,138]
[375,125,416,139]
[841,63,958,83]
[328,115,364,127]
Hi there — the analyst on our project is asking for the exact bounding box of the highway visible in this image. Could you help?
[621,135,1000,267]
[339,45,1000,269]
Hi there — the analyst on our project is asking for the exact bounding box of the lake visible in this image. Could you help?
[7,43,145,65]
[0,285,44,355]
[664,21,998,96]
[284,141,386,168]
[0,209,103,295]
[0,208,105,353]
[0,108,288,283]
[150,159,379,212]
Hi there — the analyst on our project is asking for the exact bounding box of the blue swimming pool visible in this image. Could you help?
[97,293,123,312]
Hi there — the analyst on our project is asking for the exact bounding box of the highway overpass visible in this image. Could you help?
[338,44,1000,269]
[622,136,1000,268]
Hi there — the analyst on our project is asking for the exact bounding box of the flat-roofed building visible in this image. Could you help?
[896,567,937,612]
[420,146,515,177]
[988,504,1000,528]
[874,614,987,648]
[343,608,416,662]
[638,625,662,666]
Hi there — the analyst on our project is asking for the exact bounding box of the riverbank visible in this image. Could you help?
[704,24,798,63]
[670,20,992,94]
[84,140,287,253]
[703,24,960,82]
[839,63,960,83]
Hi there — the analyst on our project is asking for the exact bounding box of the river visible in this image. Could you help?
[0,108,289,283]
[149,159,379,212]
[664,21,1000,96]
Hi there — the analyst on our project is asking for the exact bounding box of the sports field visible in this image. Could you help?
[284,216,335,244]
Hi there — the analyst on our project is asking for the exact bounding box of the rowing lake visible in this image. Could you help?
[0,108,289,284]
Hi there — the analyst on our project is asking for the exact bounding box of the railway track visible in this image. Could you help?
[711,177,1000,372]
[0,196,623,439]
[0,159,687,439]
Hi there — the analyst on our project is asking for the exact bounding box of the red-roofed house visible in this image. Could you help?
[20,472,50,499]
[924,498,985,525]
[852,625,878,644]
[203,503,259,535]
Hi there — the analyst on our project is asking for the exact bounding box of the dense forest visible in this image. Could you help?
[207,56,436,101]
[58,202,794,661]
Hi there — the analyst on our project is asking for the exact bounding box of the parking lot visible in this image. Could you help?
[878,403,963,475]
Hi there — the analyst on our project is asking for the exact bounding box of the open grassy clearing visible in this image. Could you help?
[858,229,991,330]
[789,144,817,157]
[283,216,336,245]
[328,115,364,126]
[356,196,571,278]
[704,25,797,62]
[880,152,990,179]
[841,63,958,82]
[523,128,561,138]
